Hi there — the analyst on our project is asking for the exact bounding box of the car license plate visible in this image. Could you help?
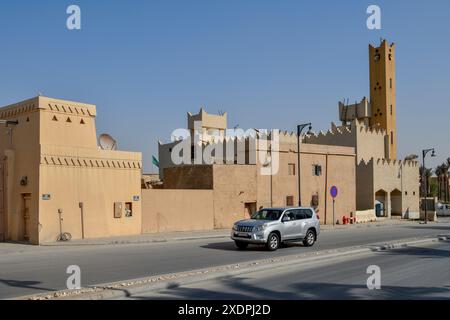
[237,232,249,237]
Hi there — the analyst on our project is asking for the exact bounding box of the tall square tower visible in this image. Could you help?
[369,39,397,160]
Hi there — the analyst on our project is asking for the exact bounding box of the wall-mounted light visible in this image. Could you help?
[20,176,28,186]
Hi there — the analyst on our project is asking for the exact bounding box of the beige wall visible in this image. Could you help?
[304,120,386,162]
[357,158,420,217]
[157,142,356,228]
[256,142,356,225]
[38,96,97,149]
[0,98,41,243]
[164,165,213,189]
[212,165,257,228]
[38,145,142,243]
[141,189,214,233]
[0,96,143,244]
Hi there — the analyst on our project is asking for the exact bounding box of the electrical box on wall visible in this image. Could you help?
[114,202,123,218]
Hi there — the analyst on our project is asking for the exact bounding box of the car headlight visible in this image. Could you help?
[232,224,238,231]
[254,224,267,232]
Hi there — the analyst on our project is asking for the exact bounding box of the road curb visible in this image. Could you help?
[39,234,230,247]
[19,235,449,300]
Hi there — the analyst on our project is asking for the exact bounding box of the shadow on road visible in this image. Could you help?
[0,278,54,292]
[200,241,307,252]
[378,240,450,259]
[130,275,450,300]
[200,242,264,252]
[406,225,450,231]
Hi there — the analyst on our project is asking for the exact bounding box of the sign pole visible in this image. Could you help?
[330,186,338,227]
[333,198,335,226]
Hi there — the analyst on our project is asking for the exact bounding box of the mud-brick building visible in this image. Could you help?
[0,96,142,244]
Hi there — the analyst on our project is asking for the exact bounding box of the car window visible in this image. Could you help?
[252,209,282,221]
[283,210,296,221]
[303,209,313,219]
[293,209,306,220]
[296,209,313,220]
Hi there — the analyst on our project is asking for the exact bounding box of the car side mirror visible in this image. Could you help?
[282,216,290,222]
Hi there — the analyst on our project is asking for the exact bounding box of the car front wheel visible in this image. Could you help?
[266,232,280,251]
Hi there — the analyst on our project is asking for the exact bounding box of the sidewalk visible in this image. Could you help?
[39,218,441,247]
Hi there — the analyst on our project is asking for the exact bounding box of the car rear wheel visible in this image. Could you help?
[235,241,249,250]
[266,232,280,251]
[303,229,316,247]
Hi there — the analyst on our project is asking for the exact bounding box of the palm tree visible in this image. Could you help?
[420,166,433,197]
[445,158,450,202]
[435,165,444,201]
[435,160,450,202]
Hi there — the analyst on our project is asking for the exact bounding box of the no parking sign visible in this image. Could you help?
[330,186,338,226]
[330,186,338,198]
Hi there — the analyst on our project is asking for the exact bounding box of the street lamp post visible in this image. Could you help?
[297,123,312,207]
[422,148,436,224]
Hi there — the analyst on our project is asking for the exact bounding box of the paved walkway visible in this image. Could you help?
[36,218,437,247]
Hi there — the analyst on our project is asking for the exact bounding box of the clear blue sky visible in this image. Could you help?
[1,0,449,172]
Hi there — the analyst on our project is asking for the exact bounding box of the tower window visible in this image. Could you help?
[312,165,322,176]
[288,163,296,176]
[390,105,393,115]
[390,78,393,89]
[391,132,394,145]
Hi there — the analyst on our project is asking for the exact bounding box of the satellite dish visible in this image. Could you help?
[99,134,117,150]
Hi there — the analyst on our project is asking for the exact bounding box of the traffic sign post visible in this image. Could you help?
[330,186,338,226]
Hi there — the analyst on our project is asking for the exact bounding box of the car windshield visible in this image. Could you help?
[251,209,283,221]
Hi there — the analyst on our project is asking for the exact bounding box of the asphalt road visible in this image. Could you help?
[1,220,450,299]
[127,240,450,300]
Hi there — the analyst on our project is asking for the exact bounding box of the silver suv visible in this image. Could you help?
[231,207,320,251]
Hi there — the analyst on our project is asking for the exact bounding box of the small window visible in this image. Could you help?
[52,116,58,121]
[26,117,30,122]
[390,78,393,89]
[413,191,416,196]
[391,132,394,145]
[80,119,85,124]
[288,163,296,176]
[286,196,294,207]
[125,202,133,217]
[66,117,72,123]
[405,191,408,196]
[313,165,322,176]
[390,105,393,115]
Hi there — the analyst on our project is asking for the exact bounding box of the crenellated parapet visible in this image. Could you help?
[358,157,419,168]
